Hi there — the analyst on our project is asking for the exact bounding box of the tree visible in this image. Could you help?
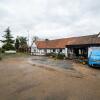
[18,36,28,52]
[19,37,27,47]
[32,36,39,42]
[2,27,14,50]
[15,36,20,51]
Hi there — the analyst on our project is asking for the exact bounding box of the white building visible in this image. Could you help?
[31,33,100,59]
[31,40,65,55]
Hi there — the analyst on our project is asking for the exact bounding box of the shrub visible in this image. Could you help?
[46,52,65,59]
[0,48,5,53]
[51,53,57,58]
[0,56,2,61]
[46,53,57,58]
[0,48,1,52]
[57,53,65,59]
[1,49,5,53]
[46,53,52,57]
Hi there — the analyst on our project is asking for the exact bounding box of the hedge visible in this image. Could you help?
[57,53,65,59]
[46,52,65,59]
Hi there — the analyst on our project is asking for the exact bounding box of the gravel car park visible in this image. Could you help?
[0,56,100,100]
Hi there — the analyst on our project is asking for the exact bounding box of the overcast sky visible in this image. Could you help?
[0,0,100,41]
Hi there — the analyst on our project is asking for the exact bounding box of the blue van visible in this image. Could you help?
[88,50,100,67]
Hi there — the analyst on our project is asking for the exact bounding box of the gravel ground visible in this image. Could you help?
[29,56,73,70]
[0,56,100,100]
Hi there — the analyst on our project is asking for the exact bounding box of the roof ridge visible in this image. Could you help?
[36,33,98,42]
[51,34,98,40]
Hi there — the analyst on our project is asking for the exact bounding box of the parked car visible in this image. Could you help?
[88,50,100,67]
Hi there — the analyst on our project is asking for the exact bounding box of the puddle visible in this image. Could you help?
[30,56,74,70]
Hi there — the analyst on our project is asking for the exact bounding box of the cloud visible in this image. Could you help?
[0,0,100,41]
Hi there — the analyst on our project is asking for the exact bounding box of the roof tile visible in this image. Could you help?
[35,34,100,49]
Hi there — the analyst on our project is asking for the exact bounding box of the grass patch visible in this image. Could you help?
[0,52,30,59]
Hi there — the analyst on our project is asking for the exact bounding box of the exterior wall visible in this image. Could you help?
[31,42,67,56]
[31,43,45,55]
[31,43,66,55]
[38,49,45,55]
[47,49,51,53]
[31,45,100,58]
[67,48,74,59]
[55,49,59,53]
[31,42,37,55]
[62,49,65,53]
[65,48,68,57]
[88,47,100,57]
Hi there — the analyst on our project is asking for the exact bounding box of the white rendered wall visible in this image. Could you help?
[47,49,50,53]
[65,48,68,57]
[62,49,65,53]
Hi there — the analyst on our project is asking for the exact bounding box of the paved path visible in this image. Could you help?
[0,56,100,100]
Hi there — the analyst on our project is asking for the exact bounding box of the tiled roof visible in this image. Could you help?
[35,34,100,49]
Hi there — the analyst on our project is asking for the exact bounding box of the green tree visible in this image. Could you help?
[19,37,27,47]
[18,36,28,52]
[15,36,20,51]
[32,36,39,42]
[2,27,14,50]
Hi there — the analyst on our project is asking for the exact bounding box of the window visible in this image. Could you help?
[60,49,62,52]
[53,49,55,52]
